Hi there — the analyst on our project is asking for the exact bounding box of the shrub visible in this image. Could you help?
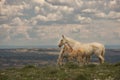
[23,65,36,69]
[64,62,79,69]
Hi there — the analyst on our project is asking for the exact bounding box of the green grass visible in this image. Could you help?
[0,62,120,80]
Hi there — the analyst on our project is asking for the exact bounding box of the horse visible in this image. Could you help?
[57,43,72,65]
[57,42,86,65]
[58,35,105,64]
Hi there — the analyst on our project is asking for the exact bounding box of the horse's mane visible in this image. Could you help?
[65,36,81,44]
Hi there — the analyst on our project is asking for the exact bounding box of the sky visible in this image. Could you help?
[0,0,120,48]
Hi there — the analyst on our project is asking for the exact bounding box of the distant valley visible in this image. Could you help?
[0,48,120,69]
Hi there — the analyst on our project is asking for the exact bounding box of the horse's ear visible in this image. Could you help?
[62,35,65,38]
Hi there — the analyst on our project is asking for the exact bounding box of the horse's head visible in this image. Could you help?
[58,35,67,47]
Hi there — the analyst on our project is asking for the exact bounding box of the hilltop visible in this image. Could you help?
[0,62,120,80]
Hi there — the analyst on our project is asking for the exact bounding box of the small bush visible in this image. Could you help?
[85,64,96,68]
[114,62,120,66]
[64,62,79,69]
[75,74,90,80]
[0,75,9,80]
[23,65,36,69]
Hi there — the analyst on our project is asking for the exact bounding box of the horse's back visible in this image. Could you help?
[90,42,105,49]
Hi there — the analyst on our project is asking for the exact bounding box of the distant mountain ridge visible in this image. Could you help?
[0,45,120,49]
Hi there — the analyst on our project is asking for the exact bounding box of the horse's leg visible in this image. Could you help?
[86,55,91,64]
[77,56,84,65]
[57,56,63,65]
[101,47,105,63]
[57,49,65,65]
[98,55,104,64]
[82,56,86,65]
[94,49,104,64]
[67,56,73,62]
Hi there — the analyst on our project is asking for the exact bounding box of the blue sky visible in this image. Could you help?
[0,0,120,47]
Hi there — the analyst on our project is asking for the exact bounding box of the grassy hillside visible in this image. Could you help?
[0,62,120,80]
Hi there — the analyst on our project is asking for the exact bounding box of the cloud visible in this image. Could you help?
[0,2,29,19]
[108,0,118,9]
[95,12,107,18]
[30,11,63,25]
[46,0,83,8]
[56,6,74,14]
[34,6,40,14]
[32,0,45,5]
[47,12,63,21]
[11,17,24,25]
[82,9,99,13]
[0,0,120,46]
[76,15,92,24]
[0,24,11,41]
[31,21,120,45]
[0,0,5,4]
[108,11,120,19]
[0,23,31,42]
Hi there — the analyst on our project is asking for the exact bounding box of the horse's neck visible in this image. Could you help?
[66,40,75,47]
[63,43,73,52]
[66,42,73,50]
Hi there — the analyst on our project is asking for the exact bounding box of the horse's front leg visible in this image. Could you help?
[57,57,64,66]
[57,49,64,66]
[67,55,74,62]
[77,56,84,65]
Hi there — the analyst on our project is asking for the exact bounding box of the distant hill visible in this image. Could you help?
[0,48,120,69]
[0,45,120,49]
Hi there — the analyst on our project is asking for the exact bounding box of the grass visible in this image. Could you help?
[0,62,120,80]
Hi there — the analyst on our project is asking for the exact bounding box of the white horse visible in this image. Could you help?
[58,35,105,65]
[57,43,73,65]
[57,42,85,65]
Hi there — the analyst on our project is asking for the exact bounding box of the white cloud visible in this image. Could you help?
[0,24,11,41]
[0,23,31,41]
[56,6,74,14]
[32,0,45,5]
[76,15,92,24]
[33,15,46,21]
[1,4,27,17]
[11,17,24,25]
[0,0,120,46]
[30,21,120,45]
[117,19,120,22]
[108,11,120,19]
[47,12,63,21]
[75,0,83,7]
[0,24,11,32]
[82,9,99,13]
[0,0,5,4]
[46,0,83,7]
[34,6,40,14]
[31,11,63,23]
[33,24,88,42]
[109,0,117,9]
[95,12,107,18]
[11,25,31,40]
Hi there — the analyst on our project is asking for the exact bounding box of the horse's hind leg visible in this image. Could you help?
[85,56,91,64]
[98,55,104,64]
